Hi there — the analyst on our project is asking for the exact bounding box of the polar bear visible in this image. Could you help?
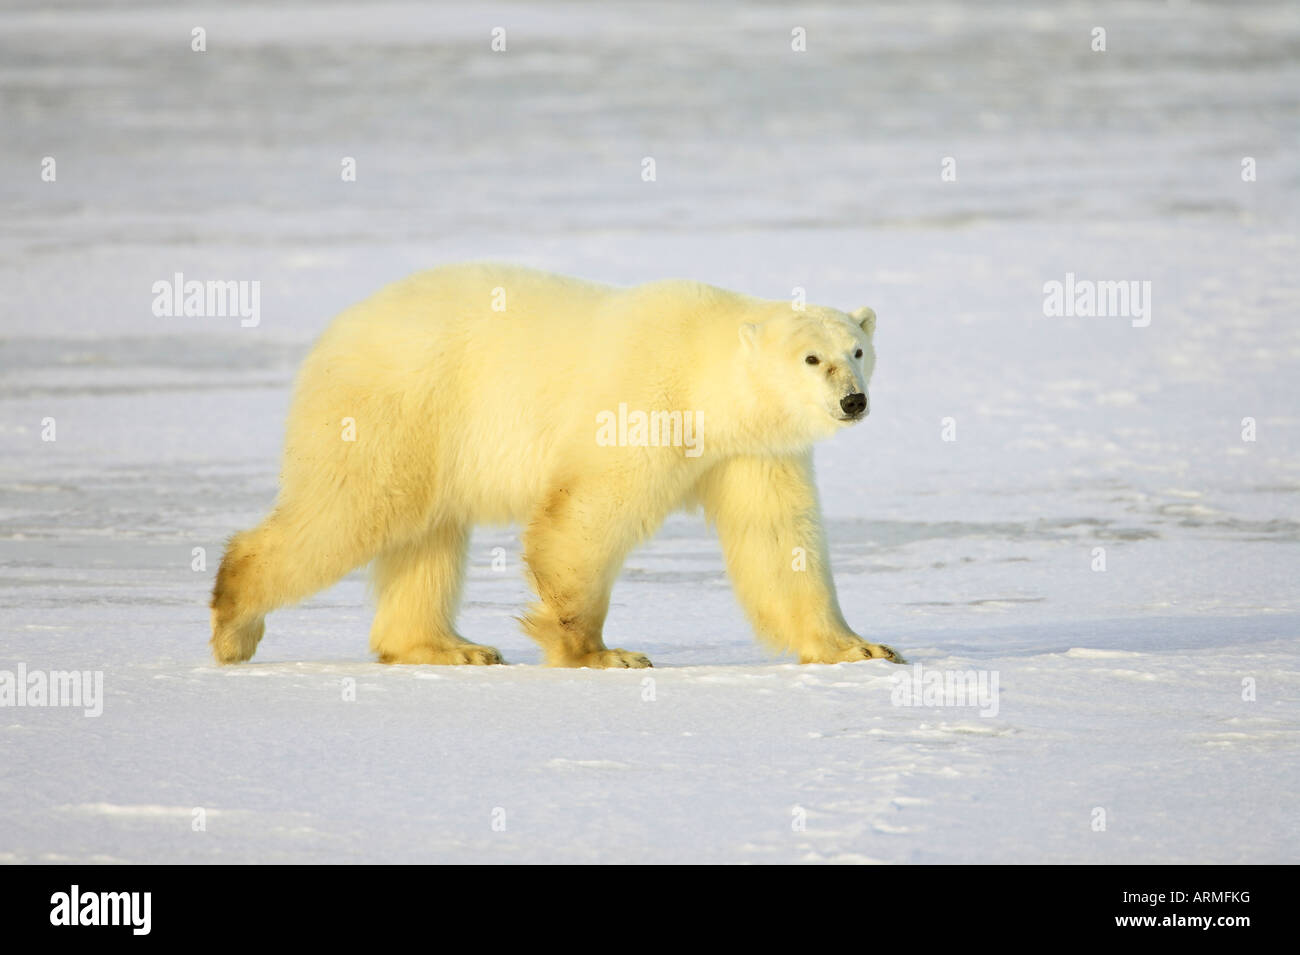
[210,264,904,668]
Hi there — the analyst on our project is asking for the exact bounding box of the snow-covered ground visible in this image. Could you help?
[1,1,1297,863]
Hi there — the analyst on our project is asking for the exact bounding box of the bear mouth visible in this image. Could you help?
[836,412,866,422]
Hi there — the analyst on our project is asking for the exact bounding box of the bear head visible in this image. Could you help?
[738,304,877,446]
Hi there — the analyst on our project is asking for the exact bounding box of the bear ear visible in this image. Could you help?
[738,322,760,351]
[851,306,877,338]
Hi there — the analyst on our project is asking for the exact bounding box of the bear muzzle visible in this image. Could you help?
[839,392,868,419]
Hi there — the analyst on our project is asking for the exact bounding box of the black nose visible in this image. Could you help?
[841,393,867,416]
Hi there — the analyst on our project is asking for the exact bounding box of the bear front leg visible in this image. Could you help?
[696,452,905,664]
[522,480,653,668]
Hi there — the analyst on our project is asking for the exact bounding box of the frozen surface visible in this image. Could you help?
[1,1,1297,863]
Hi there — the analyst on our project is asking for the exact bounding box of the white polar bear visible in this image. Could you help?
[210,264,904,668]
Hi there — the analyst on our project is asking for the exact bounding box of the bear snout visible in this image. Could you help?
[840,393,867,417]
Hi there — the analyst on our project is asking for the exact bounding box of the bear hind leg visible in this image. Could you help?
[211,506,381,664]
[369,523,503,665]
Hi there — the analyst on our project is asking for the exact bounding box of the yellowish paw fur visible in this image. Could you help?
[554,648,653,669]
[379,644,505,666]
[801,642,906,665]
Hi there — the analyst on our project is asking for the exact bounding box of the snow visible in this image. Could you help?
[1,1,1298,863]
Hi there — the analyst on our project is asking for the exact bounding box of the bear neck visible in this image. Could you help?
[694,350,821,459]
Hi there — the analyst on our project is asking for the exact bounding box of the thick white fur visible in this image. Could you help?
[210,264,903,667]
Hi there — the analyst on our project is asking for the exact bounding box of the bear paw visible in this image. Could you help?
[379,644,505,666]
[803,642,906,665]
[210,615,265,664]
[564,648,653,669]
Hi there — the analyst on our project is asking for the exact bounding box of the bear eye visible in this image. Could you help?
[805,355,819,365]
[854,348,863,359]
